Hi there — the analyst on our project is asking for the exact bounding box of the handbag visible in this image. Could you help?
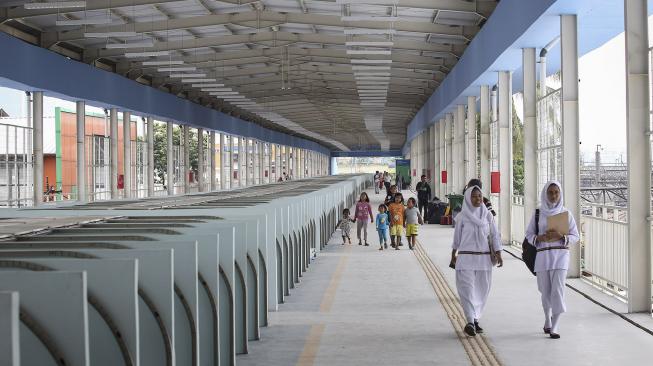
[521,209,540,275]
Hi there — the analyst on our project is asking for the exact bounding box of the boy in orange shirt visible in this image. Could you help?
[388,193,405,250]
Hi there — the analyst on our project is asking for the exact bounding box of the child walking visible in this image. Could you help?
[355,192,374,246]
[336,208,355,245]
[387,193,405,250]
[404,197,424,250]
[376,204,390,250]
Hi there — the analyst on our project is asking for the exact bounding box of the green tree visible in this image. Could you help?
[153,123,207,186]
[512,98,525,196]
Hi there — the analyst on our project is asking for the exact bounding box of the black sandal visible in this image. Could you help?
[549,333,560,339]
[474,321,484,334]
[464,323,476,337]
[543,327,551,335]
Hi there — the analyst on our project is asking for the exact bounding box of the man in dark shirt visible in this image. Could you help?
[415,175,432,219]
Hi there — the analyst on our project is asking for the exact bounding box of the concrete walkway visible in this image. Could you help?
[237,189,653,365]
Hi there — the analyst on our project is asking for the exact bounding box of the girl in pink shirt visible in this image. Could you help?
[355,192,374,246]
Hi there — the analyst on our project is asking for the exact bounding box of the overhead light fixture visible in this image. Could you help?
[357,82,391,86]
[181,78,217,83]
[344,29,396,35]
[105,40,155,49]
[25,1,86,9]
[209,92,239,96]
[217,96,247,100]
[125,51,170,58]
[191,83,224,88]
[84,31,138,38]
[351,59,392,64]
[354,72,392,76]
[169,73,207,78]
[346,41,394,47]
[356,77,391,80]
[341,16,400,22]
[336,0,398,4]
[56,18,113,26]
[157,67,197,72]
[201,88,233,92]
[142,60,184,66]
[346,50,392,55]
[352,66,391,71]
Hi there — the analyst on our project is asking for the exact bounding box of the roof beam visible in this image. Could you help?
[48,11,477,43]
[88,32,463,58]
[2,0,258,19]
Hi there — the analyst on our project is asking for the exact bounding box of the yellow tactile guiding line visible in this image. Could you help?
[414,241,503,366]
[296,245,352,366]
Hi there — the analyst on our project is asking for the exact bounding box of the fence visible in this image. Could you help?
[0,122,34,207]
[580,203,629,300]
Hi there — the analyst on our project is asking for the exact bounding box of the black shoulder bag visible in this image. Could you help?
[521,209,539,276]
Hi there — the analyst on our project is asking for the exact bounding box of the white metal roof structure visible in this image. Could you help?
[0,0,498,151]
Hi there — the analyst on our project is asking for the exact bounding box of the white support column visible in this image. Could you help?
[147,117,154,197]
[623,2,652,312]
[498,71,513,245]
[259,141,263,182]
[210,131,216,191]
[242,138,248,187]
[220,134,226,190]
[445,113,453,196]
[268,144,273,183]
[456,104,466,190]
[198,128,205,192]
[467,96,477,181]
[480,85,491,190]
[110,108,119,199]
[523,48,538,229]
[76,101,86,202]
[183,125,190,194]
[166,122,174,196]
[561,14,581,278]
[430,126,435,183]
[433,123,440,199]
[122,111,131,199]
[225,136,237,189]
[285,146,290,178]
[439,118,446,198]
[32,91,43,206]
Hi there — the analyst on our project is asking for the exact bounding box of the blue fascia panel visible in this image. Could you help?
[331,150,402,158]
[0,32,330,155]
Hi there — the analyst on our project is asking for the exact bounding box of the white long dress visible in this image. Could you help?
[525,210,579,315]
[452,209,501,324]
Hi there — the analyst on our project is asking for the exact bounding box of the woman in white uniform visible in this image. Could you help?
[525,180,579,339]
[450,186,503,336]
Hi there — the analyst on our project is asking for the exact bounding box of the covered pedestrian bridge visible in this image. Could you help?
[0,0,653,365]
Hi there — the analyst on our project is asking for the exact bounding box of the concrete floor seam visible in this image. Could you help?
[414,241,502,366]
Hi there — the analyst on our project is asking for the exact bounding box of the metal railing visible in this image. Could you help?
[580,203,628,300]
[511,195,525,246]
[0,122,34,207]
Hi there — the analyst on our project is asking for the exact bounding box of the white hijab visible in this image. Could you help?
[540,180,565,216]
[456,185,490,243]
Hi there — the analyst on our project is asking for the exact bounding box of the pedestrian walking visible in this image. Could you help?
[415,174,432,219]
[524,180,579,339]
[450,185,503,337]
[336,208,355,245]
[404,197,423,250]
[374,171,381,194]
[376,204,390,250]
[355,192,373,246]
[388,192,405,250]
